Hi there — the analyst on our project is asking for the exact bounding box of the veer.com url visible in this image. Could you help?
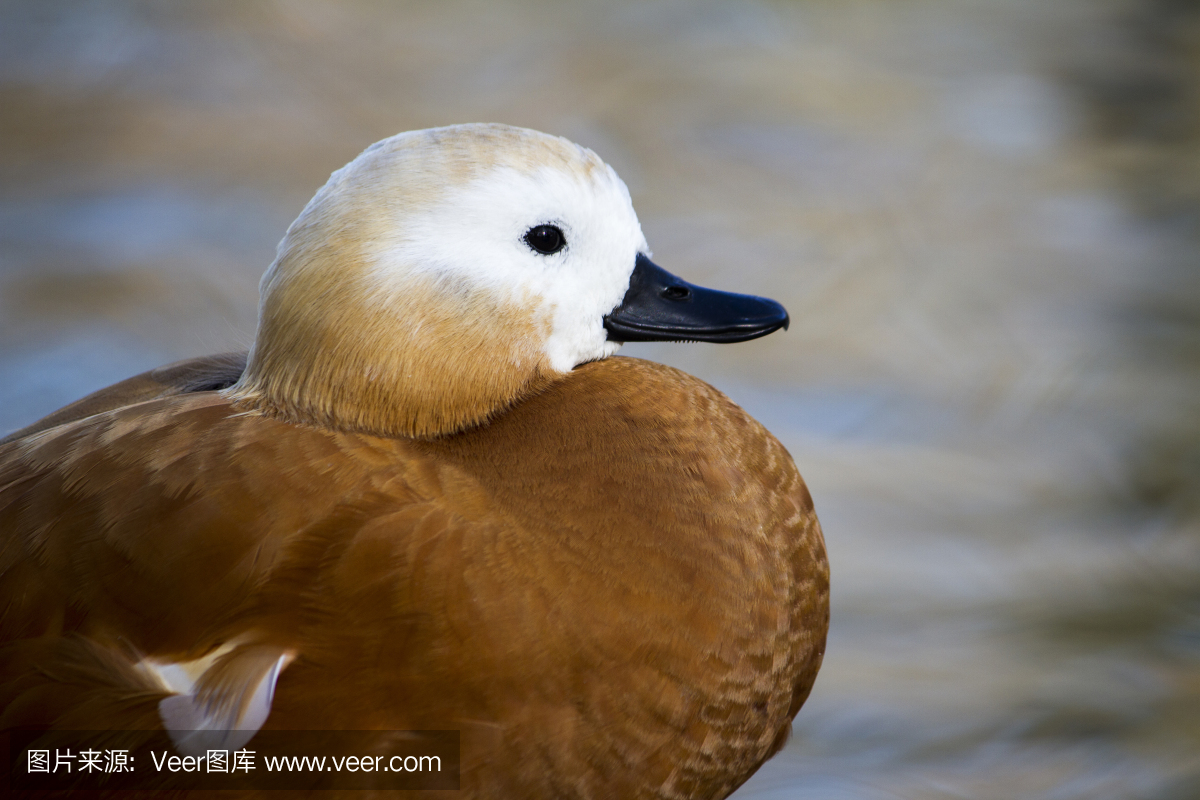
[258,753,441,773]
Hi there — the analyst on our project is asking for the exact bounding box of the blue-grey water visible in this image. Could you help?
[2,1,1197,797]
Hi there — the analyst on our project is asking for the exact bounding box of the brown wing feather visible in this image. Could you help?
[0,351,247,445]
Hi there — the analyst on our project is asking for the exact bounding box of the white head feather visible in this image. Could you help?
[369,143,647,372]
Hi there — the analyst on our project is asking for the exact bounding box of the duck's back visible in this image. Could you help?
[0,356,827,799]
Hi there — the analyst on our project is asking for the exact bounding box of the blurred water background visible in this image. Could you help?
[1,1,1198,797]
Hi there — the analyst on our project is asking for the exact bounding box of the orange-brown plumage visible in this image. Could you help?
[0,124,828,799]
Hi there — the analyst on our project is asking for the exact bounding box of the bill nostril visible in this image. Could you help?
[662,285,691,301]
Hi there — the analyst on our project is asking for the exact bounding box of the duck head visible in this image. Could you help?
[233,123,788,438]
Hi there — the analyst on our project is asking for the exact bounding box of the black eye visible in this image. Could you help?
[524,224,566,255]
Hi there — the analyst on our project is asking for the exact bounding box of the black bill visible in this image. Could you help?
[603,254,790,344]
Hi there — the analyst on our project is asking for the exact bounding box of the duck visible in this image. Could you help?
[0,123,828,799]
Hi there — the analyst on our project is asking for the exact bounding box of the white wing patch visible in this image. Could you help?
[142,643,295,757]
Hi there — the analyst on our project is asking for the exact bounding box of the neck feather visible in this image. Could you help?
[230,272,559,439]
